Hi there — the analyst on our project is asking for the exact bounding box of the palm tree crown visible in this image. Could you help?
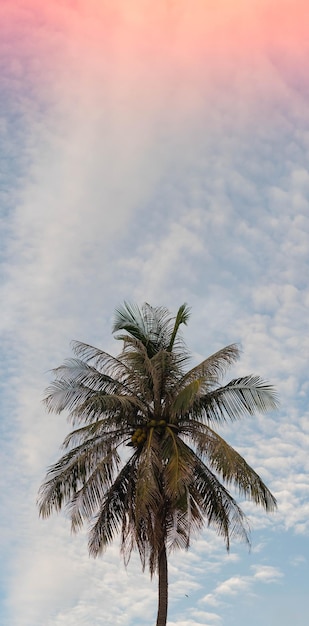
[38,302,278,626]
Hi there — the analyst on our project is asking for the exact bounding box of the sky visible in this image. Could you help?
[1,0,309,624]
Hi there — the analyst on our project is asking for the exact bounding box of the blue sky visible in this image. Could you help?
[1,1,308,625]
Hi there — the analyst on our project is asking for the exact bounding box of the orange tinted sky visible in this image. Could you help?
[2,0,307,118]
[2,0,308,59]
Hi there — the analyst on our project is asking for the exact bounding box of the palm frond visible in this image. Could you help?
[38,439,121,519]
[44,378,145,425]
[113,302,148,338]
[171,379,203,415]
[192,455,251,549]
[61,422,128,450]
[88,454,138,557]
[162,430,194,500]
[166,509,190,552]
[113,302,171,356]
[71,341,130,379]
[196,375,279,424]
[134,431,162,521]
[52,359,118,389]
[178,344,240,390]
[167,303,191,352]
[68,448,122,532]
[113,302,190,358]
[140,303,175,353]
[186,424,277,511]
[150,350,184,414]
[165,484,206,553]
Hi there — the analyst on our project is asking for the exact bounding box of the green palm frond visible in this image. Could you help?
[44,381,144,425]
[165,484,209,553]
[61,422,128,450]
[119,336,156,390]
[178,344,240,390]
[113,302,171,356]
[186,423,277,511]
[113,302,148,338]
[71,341,129,379]
[162,430,194,500]
[167,303,191,352]
[52,359,117,388]
[50,359,140,403]
[192,456,250,549]
[38,439,121,519]
[151,349,187,406]
[68,448,122,532]
[134,431,162,522]
[196,375,279,424]
[171,379,203,415]
[166,507,191,552]
[71,392,144,425]
[88,454,138,557]
[113,302,190,359]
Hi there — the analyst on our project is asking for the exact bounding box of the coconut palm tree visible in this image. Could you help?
[38,303,278,626]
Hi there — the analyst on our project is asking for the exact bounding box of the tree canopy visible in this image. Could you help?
[38,302,278,626]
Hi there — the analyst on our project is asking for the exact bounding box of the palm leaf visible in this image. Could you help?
[186,423,277,511]
[167,303,191,352]
[88,454,139,557]
[191,455,250,549]
[113,302,171,356]
[61,422,128,450]
[44,378,146,425]
[195,375,279,424]
[171,379,203,415]
[162,429,194,500]
[178,344,240,390]
[68,447,122,532]
[134,430,162,522]
[38,438,121,519]
[71,341,130,379]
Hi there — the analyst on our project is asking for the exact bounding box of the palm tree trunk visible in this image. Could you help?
[156,544,168,626]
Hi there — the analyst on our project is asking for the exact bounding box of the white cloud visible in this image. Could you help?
[213,575,252,597]
[201,564,284,610]
[289,554,307,567]
[191,611,222,625]
[251,564,284,583]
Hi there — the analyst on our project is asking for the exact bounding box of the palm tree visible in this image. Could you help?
[38,303,278,626]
